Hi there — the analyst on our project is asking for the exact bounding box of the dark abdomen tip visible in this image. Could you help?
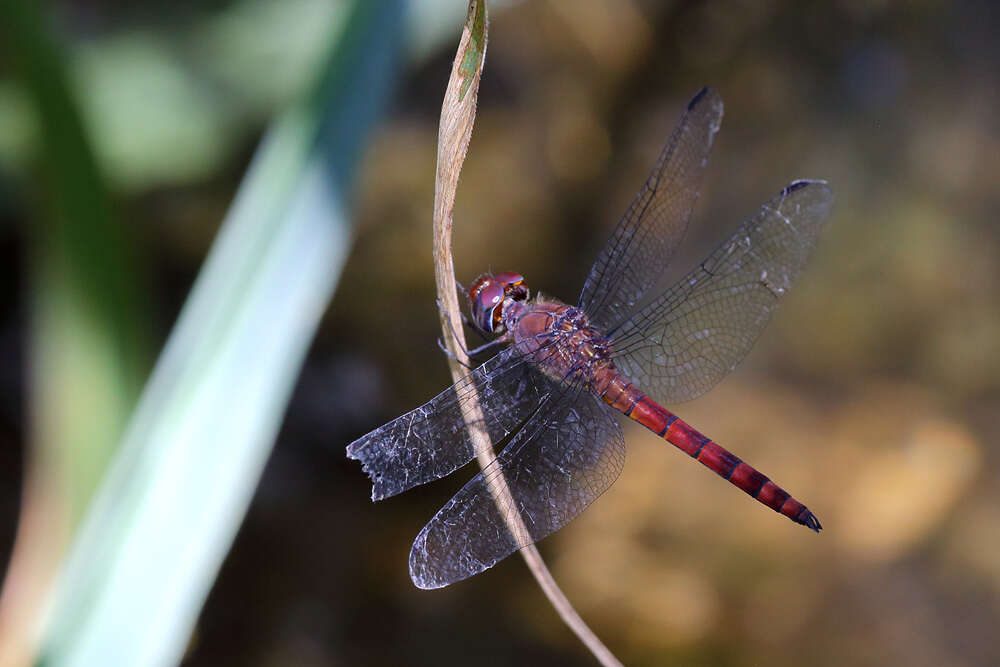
[797,508,823,533]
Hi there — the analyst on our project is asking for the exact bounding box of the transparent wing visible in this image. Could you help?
[579,87,724,331]
[408,382,625,589]
[609,180,833,404]
[346,347,550,500]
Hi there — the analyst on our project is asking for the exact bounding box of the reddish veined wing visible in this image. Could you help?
[609,180,833,405]
[408,381,625,589]
[579,87,723,331]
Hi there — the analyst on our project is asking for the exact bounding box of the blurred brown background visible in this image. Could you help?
[3,0,1000,665]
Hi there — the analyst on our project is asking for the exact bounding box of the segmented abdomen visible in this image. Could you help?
[598,372,821,531]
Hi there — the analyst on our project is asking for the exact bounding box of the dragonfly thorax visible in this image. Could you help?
[506,301,617,387]
[469,271,529,333]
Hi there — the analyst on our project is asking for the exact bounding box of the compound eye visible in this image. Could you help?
[468,275,491,301]
[471,280,504,332]
[493,271,524,287]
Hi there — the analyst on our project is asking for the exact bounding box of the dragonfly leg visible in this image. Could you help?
[436,301,472,354]
[436,332,507,369]
[436,336,473,369]
[466,337,506,357]
[437,296,491,340]
[435,302,501,368]
[436,295,499,354]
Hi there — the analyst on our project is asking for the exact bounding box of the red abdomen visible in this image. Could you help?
[599,372,821,532]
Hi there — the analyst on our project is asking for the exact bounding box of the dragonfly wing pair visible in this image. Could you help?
[410,380,625,589]
[610,180,833,404]
[348,344,626,590]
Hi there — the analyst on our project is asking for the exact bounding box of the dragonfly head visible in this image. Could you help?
[469,271,529,333]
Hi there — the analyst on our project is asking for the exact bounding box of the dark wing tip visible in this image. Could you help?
[687,86,723,113]
[780,180,835,221]
[782,179,832,196]
[798,509,823,533]
[688,86,711,110]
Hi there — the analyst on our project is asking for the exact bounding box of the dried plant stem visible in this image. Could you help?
[430,3,621,666]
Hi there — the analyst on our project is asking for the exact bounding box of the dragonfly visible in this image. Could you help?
[348,88,833,590]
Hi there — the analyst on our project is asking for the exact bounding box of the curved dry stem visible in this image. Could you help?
[430,2,621,665]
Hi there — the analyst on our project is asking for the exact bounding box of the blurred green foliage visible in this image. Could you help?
[6,0,149,514]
